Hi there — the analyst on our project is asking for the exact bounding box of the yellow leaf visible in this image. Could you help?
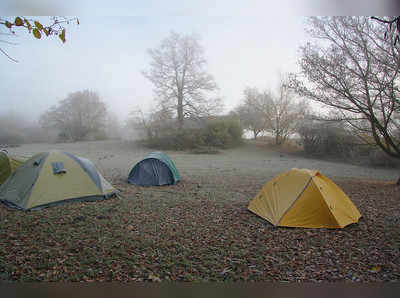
[24,19,31,31]
[58,29,66,43]
[369,266,381,273]
[5,21,12,28]
[14,17,23,26]
[34,21,43,30]
[32,28,41,39]
[43,28,49,36]
[148,274,161,282]
[77,18,80,25]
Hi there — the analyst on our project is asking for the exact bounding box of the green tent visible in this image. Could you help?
[0,151,26,185]
[0,150,118,210]
[128,151,180,186]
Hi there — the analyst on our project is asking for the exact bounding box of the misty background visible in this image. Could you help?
[1,0,400,145]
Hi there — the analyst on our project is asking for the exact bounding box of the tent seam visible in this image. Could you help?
[276,175,314,226]
[24,152,50,208]
[314,178,342,228]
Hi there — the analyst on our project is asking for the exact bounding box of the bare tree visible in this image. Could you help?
[266,81,307,145]
[40,90,108,141]
[290,17,400,160]
[142,32,222,129]
[371,16,400,52]
[127,106,175,140]
[232,87,269,139]
[232,82,306,144]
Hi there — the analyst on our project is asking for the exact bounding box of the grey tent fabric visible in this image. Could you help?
[128,158,174,186]
[0,152,48,209]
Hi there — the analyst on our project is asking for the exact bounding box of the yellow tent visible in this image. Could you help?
[0,151,27,185]
[248,168,361,228]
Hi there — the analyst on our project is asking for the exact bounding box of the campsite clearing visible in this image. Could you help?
[0,140,399,281]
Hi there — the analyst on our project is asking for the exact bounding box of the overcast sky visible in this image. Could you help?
[1,0,400,124]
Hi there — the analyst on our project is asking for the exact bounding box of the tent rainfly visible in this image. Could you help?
[0,151,26,185]
[248,168,361,228]
[0,151,118,210]
[128,152,180,186]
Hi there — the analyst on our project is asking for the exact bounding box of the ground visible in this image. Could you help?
[0,140,399,281]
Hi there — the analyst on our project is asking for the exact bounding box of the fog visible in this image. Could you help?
[0,16,308,123]
[1,1,399,143]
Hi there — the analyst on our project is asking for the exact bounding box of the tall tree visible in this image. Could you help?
[40,90,108,141]
[290,16,400,158]
[143,32,222,129]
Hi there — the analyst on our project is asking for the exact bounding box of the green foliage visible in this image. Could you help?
[203,119,243,148]
[144,119,243,150]
[146,129,205,150]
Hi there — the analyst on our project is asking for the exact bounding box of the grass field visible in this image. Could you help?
[0,141,399,281]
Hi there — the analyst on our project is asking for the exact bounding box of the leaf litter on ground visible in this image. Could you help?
[0,175,399,281]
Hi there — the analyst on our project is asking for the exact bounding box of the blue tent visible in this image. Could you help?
[128,152,180,186]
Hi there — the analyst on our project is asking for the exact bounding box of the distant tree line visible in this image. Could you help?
[132,16,400,171]
[39,90,122,142]
[230,78,309,144]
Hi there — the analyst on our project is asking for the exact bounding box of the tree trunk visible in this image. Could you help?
[275,132,280,145]
[177,93,184,130]
[253,130,258,140]
[397,176,400,186]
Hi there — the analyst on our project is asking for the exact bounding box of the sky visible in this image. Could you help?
[1,0,400,124]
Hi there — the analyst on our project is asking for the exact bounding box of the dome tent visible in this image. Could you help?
[0,151,118,210]
[128,152,180,186]
[0,151,26,185]
[248,168,361,228]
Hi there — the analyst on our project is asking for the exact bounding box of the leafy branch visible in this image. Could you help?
[0,16,79,62]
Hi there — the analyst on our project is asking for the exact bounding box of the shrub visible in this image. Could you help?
[0,133,24,145]
[145,128,204,150]
[365,149,400,168]
[203,119,243,148]
[297,122,356,157]
[144,119,243,150]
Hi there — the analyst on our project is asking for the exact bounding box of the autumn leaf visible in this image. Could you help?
[34,21,43,31]
[369,266,381,273]
[32,28,41,39]
[148,273,161,282]
[14,17,23,26]
[24,19,31,32]
[58,29,66,43]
